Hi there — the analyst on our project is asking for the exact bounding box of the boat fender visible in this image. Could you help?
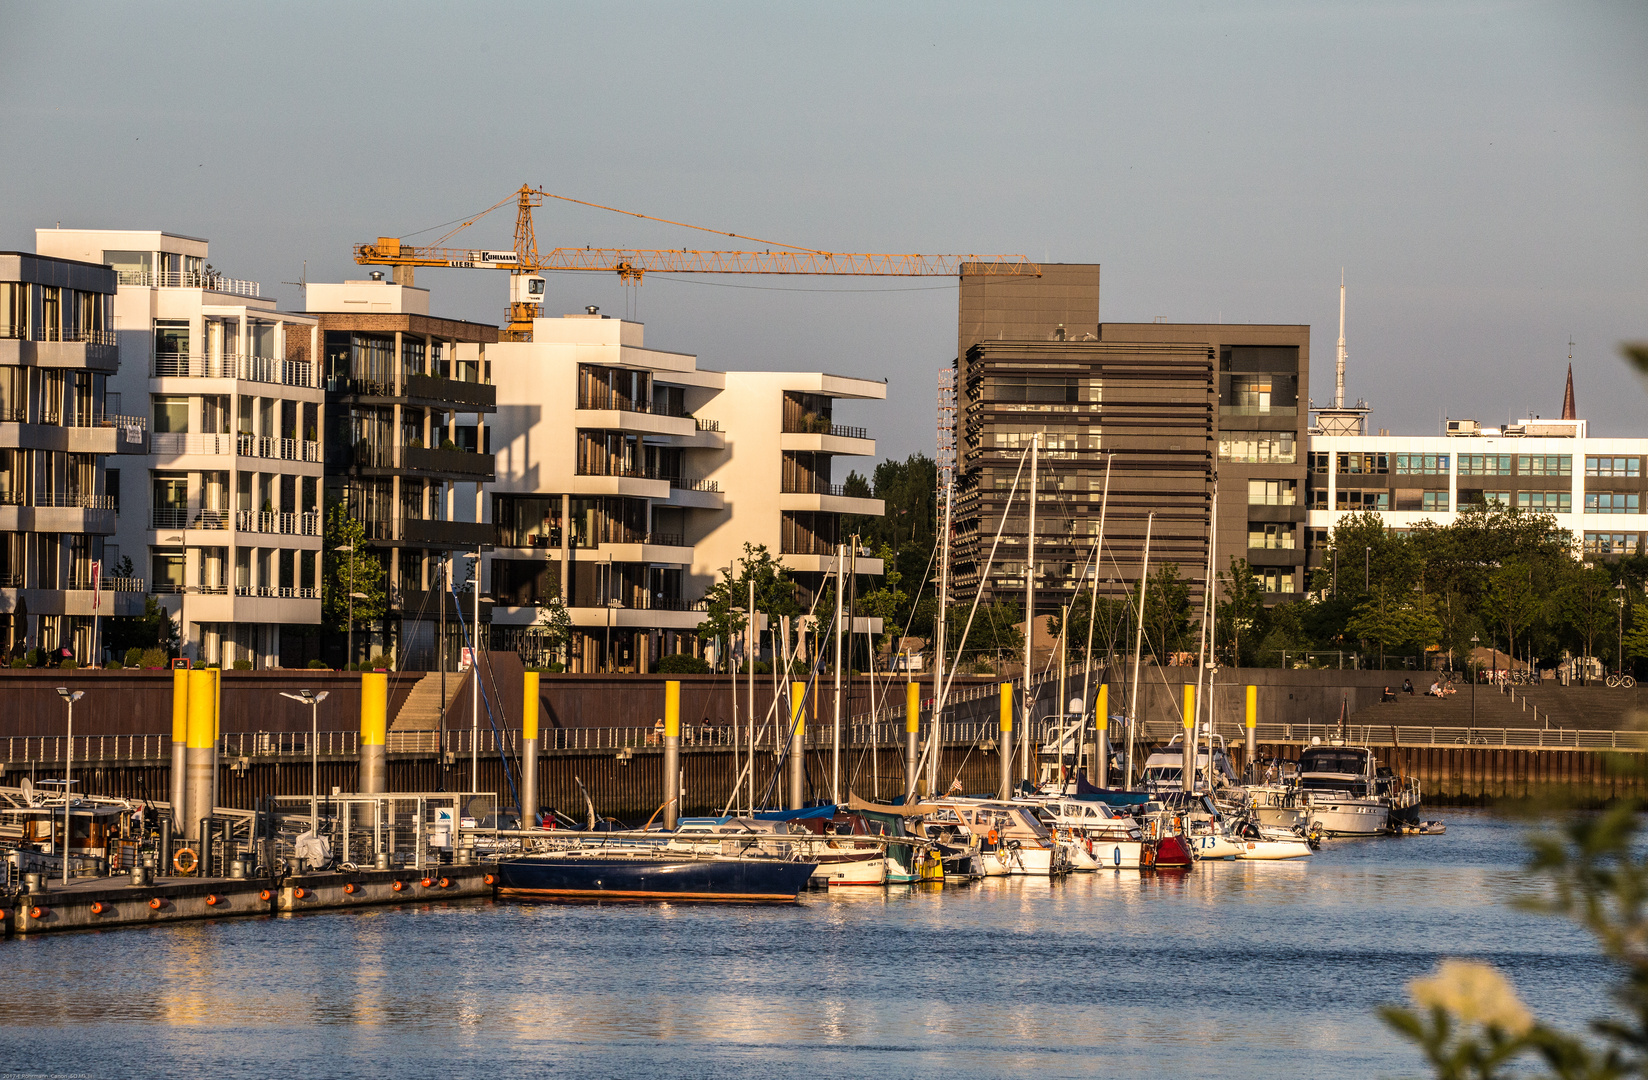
[205,894,222,907]
[343,883,358,895]
[438,877,451,889]
[148,898,165,910]
[172,847,198,875]
[30,906,48,919]
[420,877,435,888]
[483,873,495,886]
[90,902,106,915]
[392,880,405,892]
[292,887,309,900]
[259,889,273,902]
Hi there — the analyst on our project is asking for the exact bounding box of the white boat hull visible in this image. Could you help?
[811,855,889,887]
[1254,806,1310,831]
[1233,838,1313,860]
[1189,832,1244,860]
[1307,799,1388,836]
[982,845,1061,877]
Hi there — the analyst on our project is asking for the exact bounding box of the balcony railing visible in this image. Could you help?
[151,432,234,456]
[235,510,321,536]
[0,573,23,587]
[669,475,720,493]
[785,419,868,440]
[782,481,848,497]
[576,396,694,420]
[234,585,320,599]
[238,434,321,462]
[68,575,146,592]
[150,508,229,531]
[695,417,722,432]
[9,492,118,510]
[117,269,260,297]
[151,353,314,387]
[0,325,118,347]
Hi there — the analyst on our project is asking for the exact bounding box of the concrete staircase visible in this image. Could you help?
[1351,680,1646,733]
[386,671,466,753]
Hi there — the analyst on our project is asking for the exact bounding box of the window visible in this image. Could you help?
[1308,486,1327,510]
[153,319,189,357]
[1586,492,1640,514]
[1479,492,1511,507]
[1584,532,1641,556]
[249,321,276,359]
[1459,454,1512,476]
[1248,479,1297,505]
[150,395,188,434]
[1519,454,1572,477]
[151,549,185,593]
[1518,491,1571,513]
[1248,524,1295,549]
[1254,567,1296,593]
[990,376,1083,408]
[1308,452,1331,473]
[1586,456,1641,478]
[1394,453,1449,475]
[1219,432,1295,463]
[1422,490,1451,512]
[1336,489,1390,510]
[1337,452,1388,475]
[1229,375,1273,413]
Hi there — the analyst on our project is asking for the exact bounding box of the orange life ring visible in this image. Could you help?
[172,847,198,875]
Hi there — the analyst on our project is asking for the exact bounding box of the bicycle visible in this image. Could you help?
[1605,673,1638,689]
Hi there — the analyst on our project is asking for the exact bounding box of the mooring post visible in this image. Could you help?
[998,681,1014,800]
[1182,683,1196,792]
[1095,682,1109,787]
[170,668,188,829]
[210,667,221,814]
[904,680,920,802]
[788,681,806,809]
[1246,684,1258,777]
[521,671,540,827]
[663,679,681,829]
[184,669,216,843]
[360,671,388,795]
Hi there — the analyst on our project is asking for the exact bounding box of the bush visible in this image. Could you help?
[307,659,328,669]
[104,660,123,670]
[60,658,78,670]
[25,648,42,667]
[138,648,167,669]
[366,653,393,670]
[232,660,253,671]
[123,647,143,668]
[9,658,22,669]
[658,653,711,675]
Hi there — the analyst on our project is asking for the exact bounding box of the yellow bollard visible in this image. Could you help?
[521,671,541,825]
[998,681,1014,799]
[359,671,388,794]
[183,669,216,842]
[170,668,189,828]
[663,679,681,828]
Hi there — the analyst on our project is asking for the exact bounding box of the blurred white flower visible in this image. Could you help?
[1409,960,1534,1036]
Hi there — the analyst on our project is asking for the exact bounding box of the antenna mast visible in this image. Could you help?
[1335,268,1347,409]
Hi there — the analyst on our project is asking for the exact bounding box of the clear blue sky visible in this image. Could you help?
[3,2,1644,461]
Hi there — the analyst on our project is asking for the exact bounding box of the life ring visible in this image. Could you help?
[986,829,1000,846]
[172,847,198,875]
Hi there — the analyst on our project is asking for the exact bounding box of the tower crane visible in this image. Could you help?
[355,185,1041,340]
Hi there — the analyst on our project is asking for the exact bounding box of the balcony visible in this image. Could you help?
[151,508,230,531]
[151,353,315,388]
[1247,546,1305,567]
[400,519,496,548]
[0,328,119,370]
[783,418,868,440]
[402,446,496,479]
[238,434,322,463]
[1246,502,1306,523]
[403,373,496,411]
[778,491,884,516]
[234,585,320,599]
[234,510,321,536]
[152,432,234,457]
[117,269,261,297]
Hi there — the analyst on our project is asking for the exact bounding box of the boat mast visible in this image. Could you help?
[1057,601,1069,791]
[832,543,845,805]
[1082,455,1112,785]
[1189,476,1217,792]
[1021,434,1038,795]
[1126,511,1154,789]
[747,574,756,815]
[929,477,953,799]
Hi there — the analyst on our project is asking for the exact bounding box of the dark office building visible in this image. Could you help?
[953,264,1309,618]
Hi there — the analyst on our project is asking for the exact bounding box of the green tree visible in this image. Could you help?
[531,575,573,666]
[1623,604,1648,671]
[322,504,387,633]
[1216,557,1267,666]
[1345,585,1442,665]
[1562,563,1617,671]
[696,542,801,646]
[1482,558,1545,668]
[1138,564,1193,662]
[852,543,906,653]
[946,598,1025,670]
[842,453,939,641]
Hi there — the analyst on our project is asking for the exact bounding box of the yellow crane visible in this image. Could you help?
[355,185,1041,340]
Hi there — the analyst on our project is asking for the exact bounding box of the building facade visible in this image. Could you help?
[484,309,885,672]
[35,229,323,667]
[0,250,145,659]
[305,279,497,668]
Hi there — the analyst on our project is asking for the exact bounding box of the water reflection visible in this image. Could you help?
[0,811,1615,1079]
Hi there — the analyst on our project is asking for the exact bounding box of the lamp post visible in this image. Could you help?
[54,687,82,885]
[1365,546,1371,592]
[279,689,330,831]
[1617,582,1628,680]
[1469,633,1480,733]
[463,550,482,792]
[605,599,623,672]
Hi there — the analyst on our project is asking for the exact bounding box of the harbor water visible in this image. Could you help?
[0,809,1616,1079]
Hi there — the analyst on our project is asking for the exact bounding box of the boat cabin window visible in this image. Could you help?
[1300,750,1368,775]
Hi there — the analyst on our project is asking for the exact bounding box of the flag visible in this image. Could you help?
[91,563,100,611]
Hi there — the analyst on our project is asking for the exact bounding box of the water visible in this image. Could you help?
[0,810,1618,1079]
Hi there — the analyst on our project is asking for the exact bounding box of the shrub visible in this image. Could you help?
[104,660,123,670]
[658,653,711,675]
[123,647,143,668]
[60,658,78,671]
[232,660,253,671]
[307,659,328,669]
[139,648,167,669]
[25,648,42,667]
[8,658,22,669]
[542,661,565,673]
[366,653,393,670]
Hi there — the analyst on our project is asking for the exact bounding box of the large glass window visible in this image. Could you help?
[1337,452,1389,475]
[1247,479,1297,505]
[1586,456,1641,478]
[153,319,190,357]
[1229,375,1273,412]
[1584,532,1641,556]
[151,396,188,433]
[1219,432,1295,463]
[1422,491,1450,512]
[1458,454,1512,476]
[1248,524,1295,549]
[1336,489,1389,510]
[1308,451,1331,473]
[1586,492,1641,514]
[1518,454,1572,477]
[1394,453,1449,474]
[991,376,1083,408]
[151,549,185,593]
[1518,491,1571,513]
[1253,567,1296,593]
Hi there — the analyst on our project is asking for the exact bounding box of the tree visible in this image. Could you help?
[843,453,939,642]
[1345,585,1442,665]
[1623,604,1648,672]
[1561,564,1617,671]
[852,543,906,653]
[1482,558,1544,668]
[1138,564,1193,662]
[1216,557,1267,667]
[696,542,801,647]
[105,595,180,658]
[323,504,386,633]
[532,575,573,666]
[945,598,1025,670]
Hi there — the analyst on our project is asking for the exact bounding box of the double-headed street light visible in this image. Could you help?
[1617,582,1628,680]
[280,689,330,831]
[54,687,82,885]
[1469,633,1480,731]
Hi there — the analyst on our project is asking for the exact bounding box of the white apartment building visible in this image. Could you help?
[36,229,324,668]
[486,309,884,671]
[1306,416,1648,560]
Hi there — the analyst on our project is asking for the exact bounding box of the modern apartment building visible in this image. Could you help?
[484,309,885,672]
[35,229,323,667]
[305,278,497,668]
[952,263,1310,614]
[0,250,145,659]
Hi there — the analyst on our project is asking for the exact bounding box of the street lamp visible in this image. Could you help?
[605,598,623,673]
[54,687,82,886]
[279,689,330,831]
[1469,633,1480,733]
[1617,582,1628,680]
[463,549,483,792]
[1365,546,1371,592]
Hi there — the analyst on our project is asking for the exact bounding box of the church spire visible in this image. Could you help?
[1562,361,1577,421]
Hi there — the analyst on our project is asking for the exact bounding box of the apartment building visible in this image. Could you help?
[952,263,1310,613]
[305,278,497,668]
[35,229,322,667]
[485,308,885,672]
[0,250,146,659]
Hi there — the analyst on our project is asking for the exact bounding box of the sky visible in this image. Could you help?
[3,1,1645,462]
